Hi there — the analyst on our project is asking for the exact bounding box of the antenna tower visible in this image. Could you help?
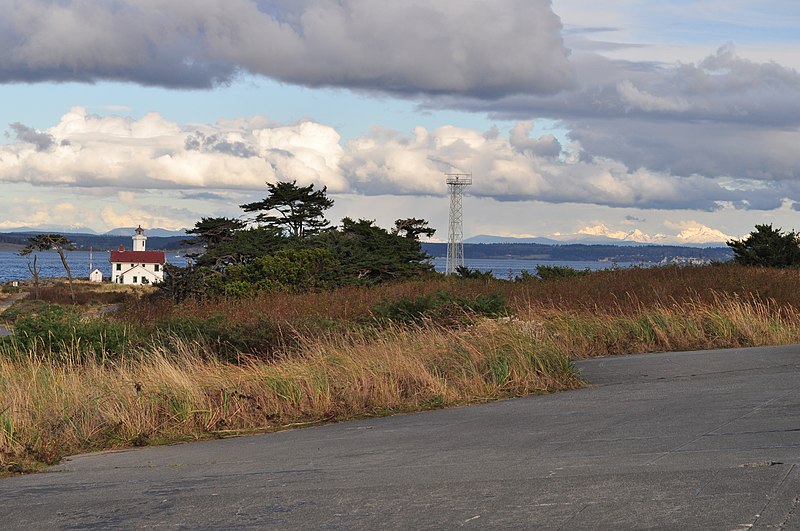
[445,172,472,275]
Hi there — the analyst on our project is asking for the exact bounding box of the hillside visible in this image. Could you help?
[0,232,191,251]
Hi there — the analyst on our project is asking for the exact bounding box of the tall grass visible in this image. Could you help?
[0,321,579,471]
[516,292,800,359]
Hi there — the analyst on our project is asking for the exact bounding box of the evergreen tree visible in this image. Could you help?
[393,218,436,240]
[726,224,800,267]
[316,218,434,282]
[185,218,282,269]
[240,181,333,239]
[185,217,245,249]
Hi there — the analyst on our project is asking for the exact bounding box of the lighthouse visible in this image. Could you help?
[109,226,166,285]
[132,225,147,251]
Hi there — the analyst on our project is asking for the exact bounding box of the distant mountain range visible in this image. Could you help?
[0,231,190,251]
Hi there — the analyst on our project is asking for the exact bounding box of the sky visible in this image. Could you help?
[1,0,800,244]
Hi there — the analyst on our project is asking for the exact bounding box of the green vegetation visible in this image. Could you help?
[162,181,436,300]
[531,264,592,280]
[727,224,800,267]
[372,291,508,325]
[240,180,334,238]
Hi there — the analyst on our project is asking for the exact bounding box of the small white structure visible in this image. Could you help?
[110,226,166,285]
[90,269,103,283]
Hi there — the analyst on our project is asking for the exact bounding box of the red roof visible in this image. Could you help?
[110,250,166,264]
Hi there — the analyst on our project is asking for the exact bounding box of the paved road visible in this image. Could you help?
[3,345,800,529]
[0,292,27,337]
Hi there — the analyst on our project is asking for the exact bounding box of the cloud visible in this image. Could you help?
[423,46,800,183]
[342,123,737,210]
[185,132,259,158]
[509,122,562,158]
[0,198,77,229]
[0,108,793,214]
[0,107,347,192]
[0,0,573,98]
[9,122,55,151]
[100,205,191,231]
[180,191,231,201]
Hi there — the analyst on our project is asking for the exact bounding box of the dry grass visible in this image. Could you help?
[0,321,579,471]
[514,292,800,359]
[118,263,800,327]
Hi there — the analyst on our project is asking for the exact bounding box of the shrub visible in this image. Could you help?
[535,264,592,281]
[455,266,495,280]
[372,291,509,325]
[225,248,339,294]
[3,304,130,362]
[150,314,287,362]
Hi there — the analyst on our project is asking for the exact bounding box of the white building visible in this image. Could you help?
[110,226,166,285]
[89,269,103,283]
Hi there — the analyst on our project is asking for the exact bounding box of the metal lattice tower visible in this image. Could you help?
[445,173,472,275]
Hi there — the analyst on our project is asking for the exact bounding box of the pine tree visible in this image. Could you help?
[726,224,800,267]
[240,181,334,239]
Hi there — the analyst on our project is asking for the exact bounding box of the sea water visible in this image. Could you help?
[0,250,637,284]
[0,250,190,283]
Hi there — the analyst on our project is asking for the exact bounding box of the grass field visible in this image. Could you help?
[2,263,800,474]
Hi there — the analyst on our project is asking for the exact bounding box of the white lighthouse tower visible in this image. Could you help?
[132,225,147,251]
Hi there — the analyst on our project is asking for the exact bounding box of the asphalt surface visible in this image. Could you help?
[0,292,27,337]
[2,345,800,529]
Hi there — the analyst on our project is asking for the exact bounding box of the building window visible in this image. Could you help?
[154,264,160,272]
[116,263,121,271]
[142,277,150,285]
[133,276,138,284]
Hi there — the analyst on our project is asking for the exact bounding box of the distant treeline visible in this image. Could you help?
[0,232,191,251]
[421,242,734,263]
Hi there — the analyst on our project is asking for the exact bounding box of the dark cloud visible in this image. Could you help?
[0,0,573,98]
[568,119,800,182]
[427,46,800,126]
[185,132,258,158]
[9,122,55,151]
[423,46,800,183]
[509,122,562,158]
[180,191,230,201]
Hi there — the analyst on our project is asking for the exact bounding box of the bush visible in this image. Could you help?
[224,248,339,294]
[535,265,592,281]
[455,266,495,280]
[3,304,130,361]
[373,291,509,325]
[150,314,287,361]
